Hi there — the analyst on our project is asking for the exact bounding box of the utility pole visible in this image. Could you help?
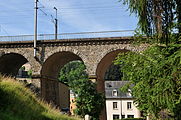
[54,7,58,40]
[34,0,38,58]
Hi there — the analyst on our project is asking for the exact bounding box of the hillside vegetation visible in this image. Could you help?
[0,76,80,120]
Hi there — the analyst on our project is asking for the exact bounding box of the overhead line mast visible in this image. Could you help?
[54,7,58,40]
[34,0,38,58]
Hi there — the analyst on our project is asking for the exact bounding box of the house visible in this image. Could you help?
[105,81,141,120]
[70,90,76,115]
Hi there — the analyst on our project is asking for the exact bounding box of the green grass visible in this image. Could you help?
[0,77,80,120]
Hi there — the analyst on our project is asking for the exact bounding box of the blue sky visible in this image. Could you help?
[0,0,138,36]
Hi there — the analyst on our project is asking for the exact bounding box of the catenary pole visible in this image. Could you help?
[54,7,58,40]
[34,0,38,57]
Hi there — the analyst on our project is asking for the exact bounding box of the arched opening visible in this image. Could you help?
[16,63,31,78]
[96,49,128,92]
[0,53,38,94]
[96,49,129,120]
[0,53,28,77]
[41,51,83,112]
[16,62,35,88]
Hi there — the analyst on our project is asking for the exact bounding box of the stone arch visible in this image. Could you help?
[0,52,29,77]
[88,44,147,76]
[44,47,86,64]
[41,51,84,108]
[96,49,129,120]
[96,49,129,92]
[1,49,42,75]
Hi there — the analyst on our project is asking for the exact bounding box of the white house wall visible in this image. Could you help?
[106,99,141,120]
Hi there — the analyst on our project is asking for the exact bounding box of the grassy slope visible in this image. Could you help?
[0,77,80,120]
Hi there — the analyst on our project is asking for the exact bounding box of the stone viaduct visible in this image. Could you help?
[0,36,147,119]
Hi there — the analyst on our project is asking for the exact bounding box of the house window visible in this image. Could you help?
[106,83,112,87]
[127,115,134,118]
[127,102,132,110]
[113,102,118,109]
[113,114,119,119]
[112,90,118,97]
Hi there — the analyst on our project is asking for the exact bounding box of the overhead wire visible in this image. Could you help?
[0,25,10,36]
[36,1,58,34]
[0,3,126,13]
[0,3,128,21]
[0,5,131,21]
[57,6,123,10]
[0,1,133,35]
[41,0,120,7]
[44,1,120,7]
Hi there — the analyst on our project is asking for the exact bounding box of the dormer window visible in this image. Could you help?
[127,89,132,97]
[112,89,118,97]
[106,83,112,88]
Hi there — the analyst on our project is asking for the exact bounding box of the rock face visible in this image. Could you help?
[0,37,148,120]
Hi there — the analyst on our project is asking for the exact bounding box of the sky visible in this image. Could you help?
[0,0,138,36]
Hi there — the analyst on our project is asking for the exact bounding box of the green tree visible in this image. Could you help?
[73,79,104,120]
[59,61,87,85]
[59,61,104,120]
[27,70,32,78]
[115,45,181,120]
[117,0,181,119]
[120,0,181,44]
[104,64,123,81]
[175,0,181,33]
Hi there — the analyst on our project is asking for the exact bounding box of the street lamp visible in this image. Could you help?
[54,7,58,40]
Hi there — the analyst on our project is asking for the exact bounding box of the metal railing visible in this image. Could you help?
[0,30,135,42]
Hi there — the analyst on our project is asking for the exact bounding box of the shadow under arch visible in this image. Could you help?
[96,49,129,120]
[41,51,83,109]
[0,53,28,77]
[96,49,129,91]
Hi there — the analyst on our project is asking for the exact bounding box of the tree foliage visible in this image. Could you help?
[59,61,88,86]
[118,0,181,119]
[104,64,123,81]
[115,45,181,120]
[59,61,104,120]
[120,0,181,44]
